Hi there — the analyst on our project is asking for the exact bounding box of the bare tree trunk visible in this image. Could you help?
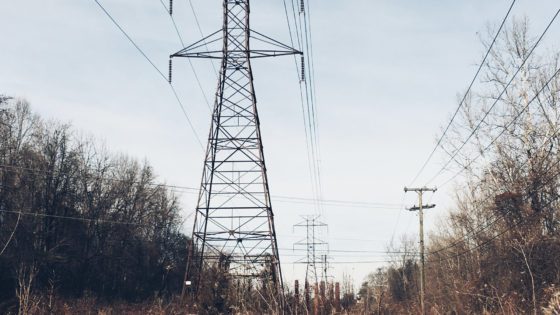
[517,244,537,315]
[16,262,39,315]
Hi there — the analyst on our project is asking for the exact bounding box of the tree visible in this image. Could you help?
[0,97,191,312]
[427,17,560,314]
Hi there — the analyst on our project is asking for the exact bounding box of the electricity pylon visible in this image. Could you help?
[293,215,328,287]
[171,0,301,311]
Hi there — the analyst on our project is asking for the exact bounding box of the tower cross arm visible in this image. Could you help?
[171,28,302,60]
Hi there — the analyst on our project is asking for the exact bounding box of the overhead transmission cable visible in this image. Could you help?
[408,0,517,186]
[426,187,560,266]
[282,248,419,254]
[431,113,560,254]
[286,0,319,215]
[0,210,409,264]
[297,0,322,216]
[300,0,324,217]
[157,0,213,111]
[426,165,560,266]
[437,70,560,190]
[0,209,141,226]
[0,163,401,210]
[93,0,204,149]
[288,0,332,269]
[0,211,20,256]
[425,8,560,186]
[433,48,560,238]
[427,72,560,256]
[287,260,396,265]
[291,0,333,278]
[389,192,408,243]
[186,0,219,77]
[283,0,323,216]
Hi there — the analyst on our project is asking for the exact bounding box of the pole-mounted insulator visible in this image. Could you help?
[169,0,173,15]
[300,56,305,82]
[168,59,173,83]
[300,0,305,13]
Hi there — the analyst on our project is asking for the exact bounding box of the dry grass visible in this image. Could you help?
[543,290,560,315]
[2,295,196,315]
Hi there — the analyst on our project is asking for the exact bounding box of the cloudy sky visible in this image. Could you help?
[1,0,559,284]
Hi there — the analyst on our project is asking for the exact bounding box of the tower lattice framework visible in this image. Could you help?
[171,0,301,309]
[293,215,328,286]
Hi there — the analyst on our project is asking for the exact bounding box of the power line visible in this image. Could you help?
[429,99,560,252]
[157,0,183,43]
[0,209,417,257]
[281,254,413,258]
[186,0,218,77]
[95,0,166,80]
[0,209,140,226]
[168,86,205,149]
[430,146,560,257]
[158,0,213,111]
[0,163,402,209]
[279,234,394,243]
[326,237,395,243]
[298,0,323,220]
[288,0,303,50]
[426,179,560,267]
[428,113,560,258]
[282,0,297,58]
[273,194,403,207]
[426,199,551,267]
[275,199,402,209]
[428,86,560,257]
[1,210,420,256]
[436,58,560,189]
[283,0,324,218]
[93,0,204,149]
[281,248,419,255]
[287,260,394,265]
[409,0,517,186]
[301,0,323,218]
[390,192,408,243]
[0,210,20,256]
[425,8,560,185]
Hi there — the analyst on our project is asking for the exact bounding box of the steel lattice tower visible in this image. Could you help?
[171,0,301,310]
[293,215,328,286]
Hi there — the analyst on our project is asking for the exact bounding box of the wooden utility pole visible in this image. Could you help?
[404,186,436,315]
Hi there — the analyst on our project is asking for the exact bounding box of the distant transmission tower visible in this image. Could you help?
[293,215,328,286]
[171,0,301,310]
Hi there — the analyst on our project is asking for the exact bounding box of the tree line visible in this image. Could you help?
[0,97,189,313]
[354,18,560,315]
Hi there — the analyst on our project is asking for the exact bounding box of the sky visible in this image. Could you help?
[1,0,559,286]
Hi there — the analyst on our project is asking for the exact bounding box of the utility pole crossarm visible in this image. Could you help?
[407,204,436,211]
[403,186,437,193]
